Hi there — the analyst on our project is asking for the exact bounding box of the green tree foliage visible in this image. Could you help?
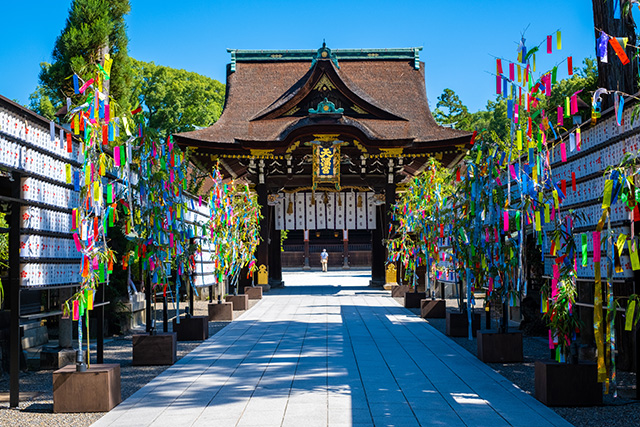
[28,84,59,120]
[433,58,597,144]
[433,88,468,127]
[32,0,134,118]
[433,89,510,141]
[131,59,225,135]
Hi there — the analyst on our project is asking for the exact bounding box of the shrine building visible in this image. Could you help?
[174,44,471,288]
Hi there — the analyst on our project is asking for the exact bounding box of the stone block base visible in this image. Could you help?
[391,285,411,298]
[172,316,209,341]
[404,292,427,309]
[226,294,249,311]
[446,311,481,337]
[40,347,77,370]
[132,333,177,366]
[420,299,446,318]
[245,287,263,300]
[477,330,523,363]
[534,361,602,406]
[208,302,233,321]
[53,364,121,413]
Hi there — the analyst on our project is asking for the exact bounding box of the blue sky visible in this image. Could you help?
[0,1,602,113]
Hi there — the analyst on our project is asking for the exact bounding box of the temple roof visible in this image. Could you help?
[174,46,470,150]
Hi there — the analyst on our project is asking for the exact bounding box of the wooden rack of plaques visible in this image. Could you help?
[183,197,218,303]
[540,102,640,383]
[0,94,112,407]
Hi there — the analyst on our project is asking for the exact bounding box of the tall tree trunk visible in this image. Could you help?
[592,0,637,108]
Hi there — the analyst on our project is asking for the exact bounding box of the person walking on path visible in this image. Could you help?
[321,249,328,272]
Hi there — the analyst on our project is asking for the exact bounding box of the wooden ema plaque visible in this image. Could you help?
[53,364,121,413]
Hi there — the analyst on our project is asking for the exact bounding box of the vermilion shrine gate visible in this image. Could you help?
[174,44,471,288]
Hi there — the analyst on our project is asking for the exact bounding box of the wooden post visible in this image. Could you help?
[96,285,104,363]
[256,183,269,283]
[371,205,385,286]
[268,209,283,287]
[303,230,310,270]
[342,229,349,269]
[144,267,151,333]
[9,171,21,408]
[162,295,168,333]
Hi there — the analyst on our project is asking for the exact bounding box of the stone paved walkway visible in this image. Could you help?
[92,271,572,427]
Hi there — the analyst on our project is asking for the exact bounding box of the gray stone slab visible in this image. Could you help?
[92,271,573,427]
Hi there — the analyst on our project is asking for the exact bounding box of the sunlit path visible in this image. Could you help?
[92,271,571,427]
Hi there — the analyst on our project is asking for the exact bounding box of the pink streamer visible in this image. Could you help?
[79,78,94,94]
[557,106,563,126]
[570,94,578,115]
[593,231,601,262]
[73,233,82,252]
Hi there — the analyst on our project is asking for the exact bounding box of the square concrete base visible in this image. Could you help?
[208,302,233,321]
[476,330,523,363]
[245,287,263,300]
[53,364,121,413]
[172,316,209,341]
[226,294,249,311]
[391,285,411,298]
[404,292,427,309]
[40,347,77,370]
[535,361,602,406]
[446,311,481,337]
[420,299,446,318]
[132,333,177,366]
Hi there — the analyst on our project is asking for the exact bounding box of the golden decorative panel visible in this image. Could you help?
[313,75,337,92]
[257,264,268,285]
[283,106,300,116]
[351,105,368,115]
[385,263,397,285]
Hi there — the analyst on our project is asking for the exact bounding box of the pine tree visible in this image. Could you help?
[31,0,134,118]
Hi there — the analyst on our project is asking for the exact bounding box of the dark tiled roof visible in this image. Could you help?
[175,50,470,147]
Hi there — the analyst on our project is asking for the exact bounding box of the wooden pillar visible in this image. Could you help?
[372,180,396,287]
[96,284,105,363]
[9,171,21,408]
[342,229,350,270]
[303,230,311,270]
[268,207,283,287]
[256,184,269,285]
[370,204,385,287]
[238,266,251,294]
[144,262,151,332]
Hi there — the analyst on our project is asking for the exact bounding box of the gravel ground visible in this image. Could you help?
[395,297,640,427]
[0,299,258,427]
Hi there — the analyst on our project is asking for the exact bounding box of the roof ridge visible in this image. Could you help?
[227,47,423,70]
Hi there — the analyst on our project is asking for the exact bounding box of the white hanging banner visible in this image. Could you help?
[275,192,376,231]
